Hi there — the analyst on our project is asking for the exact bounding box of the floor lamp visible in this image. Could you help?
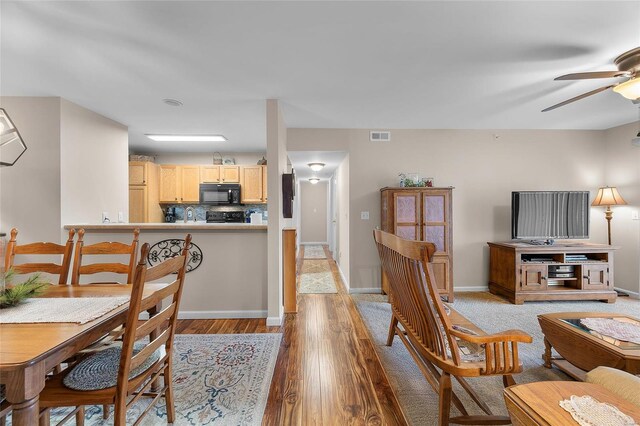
[591,186,627,245]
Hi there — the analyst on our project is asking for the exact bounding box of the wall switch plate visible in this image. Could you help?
[102,211,110,223]
[361,211,370,220]
[118,211,124,223]
[632,210,639,220]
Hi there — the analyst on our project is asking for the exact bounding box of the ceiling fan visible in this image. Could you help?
[542,47,640,112]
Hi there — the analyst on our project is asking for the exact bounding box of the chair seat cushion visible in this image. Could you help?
[585,366,640,407]
[63,342,161,391]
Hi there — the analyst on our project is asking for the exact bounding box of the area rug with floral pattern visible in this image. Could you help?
[17,333,281,426]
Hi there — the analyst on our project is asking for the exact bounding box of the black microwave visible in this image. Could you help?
[199,183,241,205]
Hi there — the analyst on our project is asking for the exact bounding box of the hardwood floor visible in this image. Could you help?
[176,245,407,425]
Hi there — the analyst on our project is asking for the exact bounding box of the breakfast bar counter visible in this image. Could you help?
[63,222,267,231]
[63,223,268,319]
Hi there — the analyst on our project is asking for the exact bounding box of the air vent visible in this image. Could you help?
[370,131,391,142]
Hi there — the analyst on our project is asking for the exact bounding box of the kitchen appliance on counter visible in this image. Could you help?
[206,210,246,223]
[199,183,241,205]
[165,207,176,223]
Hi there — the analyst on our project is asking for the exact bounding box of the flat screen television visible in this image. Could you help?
[511,191,589,242]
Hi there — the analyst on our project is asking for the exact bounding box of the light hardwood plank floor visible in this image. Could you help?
[176,245,407,425]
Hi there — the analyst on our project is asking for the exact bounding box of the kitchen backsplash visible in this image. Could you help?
[165,204,266,222]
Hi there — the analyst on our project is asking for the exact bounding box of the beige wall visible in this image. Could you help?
[603,121,640,294]
[60,99,128,225]
[300,181,328,243]
[153,152,265,165]
[0,97,61,243]
[288,128,610,291]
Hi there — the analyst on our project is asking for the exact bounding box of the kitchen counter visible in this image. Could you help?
[63,222,267,231]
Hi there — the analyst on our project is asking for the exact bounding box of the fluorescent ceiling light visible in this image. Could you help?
[309,178,320,184]
[146,134,227,142]
[308,162,325,171]
[613,77,640,100]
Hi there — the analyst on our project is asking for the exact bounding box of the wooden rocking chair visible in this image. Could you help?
[373,229,532,425]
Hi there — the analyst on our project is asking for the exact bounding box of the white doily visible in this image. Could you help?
[580,318,640,345]
[559,395,637,426]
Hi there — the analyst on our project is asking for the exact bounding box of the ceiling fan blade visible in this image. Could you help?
[542,85,615,112]
[555,71,632,80]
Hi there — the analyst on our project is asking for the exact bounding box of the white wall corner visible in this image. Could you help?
[266,311,284,326]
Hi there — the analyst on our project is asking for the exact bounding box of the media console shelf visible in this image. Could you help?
[487,241,618,305]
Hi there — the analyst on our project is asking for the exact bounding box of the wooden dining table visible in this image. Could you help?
[0,283,168,426]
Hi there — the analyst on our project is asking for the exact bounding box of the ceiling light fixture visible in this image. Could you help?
[162,98,183,107]
[613,77,640,100]
[307,162,325,171]
[309,178,320,184]
[146,134,227,142]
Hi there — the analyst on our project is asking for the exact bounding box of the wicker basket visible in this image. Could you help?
[129,154,155,162]
[212,152,223,165]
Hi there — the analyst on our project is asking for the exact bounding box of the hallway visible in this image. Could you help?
[176,245,406,425]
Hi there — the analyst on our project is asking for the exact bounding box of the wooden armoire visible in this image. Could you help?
[380,187,454,301]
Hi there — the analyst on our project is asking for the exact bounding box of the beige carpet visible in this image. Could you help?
[353,292,640,425]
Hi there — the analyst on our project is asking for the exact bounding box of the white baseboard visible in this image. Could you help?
[615,287,640,298]
[178,310,267,319]
[349,287,383,294]
[301,241,328,245]
[454,286,489,292]
[336,262,349,290]
[266,313,284,326]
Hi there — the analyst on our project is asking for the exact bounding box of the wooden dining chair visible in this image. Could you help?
[4,228,75,284]
[70,228,140,285]
[373,229,532,425]
[38,234,192,426]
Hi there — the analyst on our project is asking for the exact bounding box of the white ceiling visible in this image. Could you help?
[1,1,639,154]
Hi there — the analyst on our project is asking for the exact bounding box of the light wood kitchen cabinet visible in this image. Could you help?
[380,187,454,301]
[159,165,200,203]
[128,162,147,185]
[181,166,200,203]
[240,165,266,204]
[159,165,180,202]
[129,161,163,222]
[200,165,240,183]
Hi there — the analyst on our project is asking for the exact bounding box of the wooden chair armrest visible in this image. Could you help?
[450,328,532,344]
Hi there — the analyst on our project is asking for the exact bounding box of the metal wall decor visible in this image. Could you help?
[147,239,203,273]
[0,108,28,167]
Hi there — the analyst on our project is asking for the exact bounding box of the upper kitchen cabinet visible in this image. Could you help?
[181,166,200,202]
[129,161,148,185]
[240,165,267,204]
[129,161,163,222]
[200,165,240,183]
[159,165,200,203]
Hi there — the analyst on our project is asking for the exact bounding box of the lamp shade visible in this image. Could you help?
[613,77,640,100]
[592,186,627,207]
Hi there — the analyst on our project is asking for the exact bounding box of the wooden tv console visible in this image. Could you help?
[487,241,618,305]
